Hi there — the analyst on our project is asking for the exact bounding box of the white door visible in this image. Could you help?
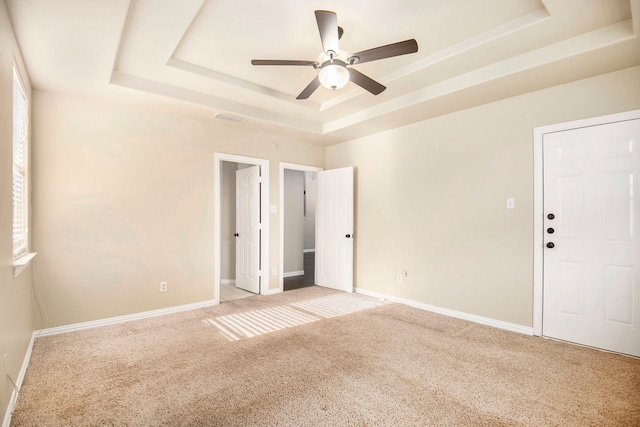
[543,119,640,357]
[236,166,261,293]
[316,167,354,292]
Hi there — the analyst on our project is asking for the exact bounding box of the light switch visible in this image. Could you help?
[506,198,515,209]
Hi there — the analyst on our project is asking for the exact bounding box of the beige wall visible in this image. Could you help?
[220,161,253,281]
[326,66,640,327]
[31,91,324,328]
[284,169,304,274]
[0,1,34,422]
[303,172,316,251]
[220,161,237,281]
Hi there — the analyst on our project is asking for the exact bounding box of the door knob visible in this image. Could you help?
[547,228,554,234]
[547,213,555,220]
[546,242,554,248]
[345,234,351,238]
[234,233,239,237]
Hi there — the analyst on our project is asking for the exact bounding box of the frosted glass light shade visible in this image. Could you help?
[318,63,349,90]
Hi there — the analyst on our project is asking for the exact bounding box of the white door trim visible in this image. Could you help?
[214,153,270,304]
[532,109,640,336]
[278,162,323,293]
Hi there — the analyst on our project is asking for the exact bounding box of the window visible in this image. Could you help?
[13,67,28,260]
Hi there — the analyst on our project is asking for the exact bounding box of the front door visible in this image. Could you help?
[315,167,354,292]
[543,118,640,357]
[235,165,261,293]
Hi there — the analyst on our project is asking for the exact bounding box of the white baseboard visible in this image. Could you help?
[354,288,533,336]
[283,270,304,278]
[220,279,236,286]
[303,249,315,253]
[2,333,36,427]
[36,299,217,337]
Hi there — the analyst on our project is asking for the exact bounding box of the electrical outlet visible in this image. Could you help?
[160,281,168,292]
[396,271,408,284]
[272,267,277,276]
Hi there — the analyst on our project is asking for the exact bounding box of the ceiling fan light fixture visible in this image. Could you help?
[319,61,349,90]
[251,10,418,99]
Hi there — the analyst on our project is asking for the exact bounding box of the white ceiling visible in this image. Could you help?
[5,0,640,145]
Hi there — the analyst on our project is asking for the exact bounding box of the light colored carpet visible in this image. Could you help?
[10,286,640,426]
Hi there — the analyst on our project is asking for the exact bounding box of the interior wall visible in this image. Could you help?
[326,65,640,328]
[220,161,237,282]
[31,90,324,328]
[303,172,316,251]
[0,1,34,423]
[283,169,304,274]
[221,161,253,282]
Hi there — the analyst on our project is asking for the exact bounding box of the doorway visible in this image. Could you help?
[533,110,640,357]
[279,163,323,293]
[214,153,270,305]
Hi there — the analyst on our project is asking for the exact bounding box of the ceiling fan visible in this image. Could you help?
[251,10,419,100]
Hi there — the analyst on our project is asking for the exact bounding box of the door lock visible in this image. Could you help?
[546,242,555,248]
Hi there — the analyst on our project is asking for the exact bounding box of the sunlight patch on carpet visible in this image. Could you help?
[207,294,390,341]
[207,306,319,341]
[291,293,389,318]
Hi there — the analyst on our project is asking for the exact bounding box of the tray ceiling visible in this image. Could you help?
[5,0,640,145]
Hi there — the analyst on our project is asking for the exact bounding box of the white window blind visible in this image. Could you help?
[13,68,28,259]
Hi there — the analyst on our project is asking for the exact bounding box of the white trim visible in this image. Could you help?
[220,279,236,286]
[261,286,281,296]
[279,162,323,294]
[532,109,640,337]
[2,333,35,427]
[12,252,37,278]
[36,299,216,337]
[355,288,533,336]
[283,270,304,278]
[214,153,270,305]
[303,249,315,253]
[533,124,544,337]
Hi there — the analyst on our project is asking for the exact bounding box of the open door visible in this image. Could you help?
[316,166,354,292]
[235,165,261,293]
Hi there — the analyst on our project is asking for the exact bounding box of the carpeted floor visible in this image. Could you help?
[10,286,640,426]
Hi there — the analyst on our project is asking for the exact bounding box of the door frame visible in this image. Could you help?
[532,109,640,336]
[278,162,323,293]
[214,153,270,304]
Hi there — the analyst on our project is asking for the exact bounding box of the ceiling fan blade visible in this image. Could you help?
[296,76,321,99]
[315,10,339,54]
[251,59,317,67]
[348,68,386,95]
[349,39,418,65]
